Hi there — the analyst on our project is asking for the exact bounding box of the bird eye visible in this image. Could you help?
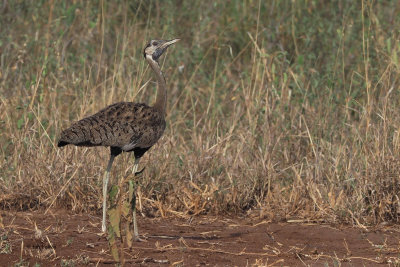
[152,41,158,46]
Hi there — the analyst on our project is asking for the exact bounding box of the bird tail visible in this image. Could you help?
[57,140,69,147]
[58,121,92,147]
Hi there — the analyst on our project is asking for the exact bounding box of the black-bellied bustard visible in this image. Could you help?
[58,39,179,240]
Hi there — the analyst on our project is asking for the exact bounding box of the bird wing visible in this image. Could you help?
[122,141,138,151]
[58,102,165,149]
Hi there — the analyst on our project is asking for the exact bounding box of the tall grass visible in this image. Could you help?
[1,0,400,225]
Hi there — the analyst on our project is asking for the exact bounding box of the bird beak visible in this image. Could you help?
[160,39,180,49]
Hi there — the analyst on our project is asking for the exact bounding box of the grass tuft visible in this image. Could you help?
[1,0,400,226]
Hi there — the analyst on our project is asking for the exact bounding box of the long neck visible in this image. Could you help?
[146,56,167,116]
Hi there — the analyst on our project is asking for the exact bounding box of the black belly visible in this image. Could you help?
[132,146,151,159]
[110,146,151,159]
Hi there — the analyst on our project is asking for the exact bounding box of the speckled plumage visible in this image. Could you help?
[57,39,179,236]
[58,102,166,155]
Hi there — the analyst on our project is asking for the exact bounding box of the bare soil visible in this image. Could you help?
[0,210,399,266]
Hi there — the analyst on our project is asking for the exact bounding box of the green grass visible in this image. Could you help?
[1,0,400,225]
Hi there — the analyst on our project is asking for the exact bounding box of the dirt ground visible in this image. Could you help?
[0,210,399,266]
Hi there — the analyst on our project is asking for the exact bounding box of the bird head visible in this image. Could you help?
[143,39,180,62]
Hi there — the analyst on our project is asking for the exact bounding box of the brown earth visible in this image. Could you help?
[0,210,399,266]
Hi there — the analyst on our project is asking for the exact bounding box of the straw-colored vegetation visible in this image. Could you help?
[1,0,400,226]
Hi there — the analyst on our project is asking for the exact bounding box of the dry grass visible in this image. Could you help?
[1,0,400,226]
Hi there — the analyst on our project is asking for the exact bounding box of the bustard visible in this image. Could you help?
[58,39,179,240]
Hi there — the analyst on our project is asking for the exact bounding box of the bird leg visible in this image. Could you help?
[131,158,145,241]
[102,154,115,232]
[135,166,145,176]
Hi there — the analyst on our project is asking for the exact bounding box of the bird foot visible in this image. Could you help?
[96,231,107,238]
[134,235,147,242]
